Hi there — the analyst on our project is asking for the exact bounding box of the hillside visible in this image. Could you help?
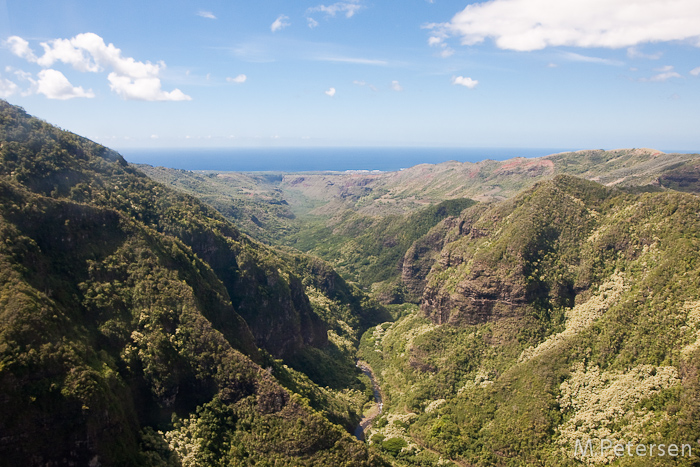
[135,165,299,245]
[0,100,389,466]
[140,149,700,237]
[359,176,700,465]
[5,99,700,466]
[276,148,700,213]
[140,148,700,307]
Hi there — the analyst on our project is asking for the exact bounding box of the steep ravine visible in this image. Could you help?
[354,361,383,441]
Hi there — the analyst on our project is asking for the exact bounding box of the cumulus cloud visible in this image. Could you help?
[227,74,247,84]
[307,17,319,28]
[37,69,94,100]
[0,75,19,98]
[325,87,336,97]
[107,73,190,101]
[691,66,700,76]
[431,0,700,52]
[36,36,101,72]
[5,36,38,61]
[391,80,403,91]
[4,32,191,101]
[197,11,217,19]
[452,75,478,88]
[271,15,291,32]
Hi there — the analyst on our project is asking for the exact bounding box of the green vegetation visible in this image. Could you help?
[0,100,389,466]
[360,176,700,466]
[285,198,476,301]
[4,99,700,466]
[135,165,299,244]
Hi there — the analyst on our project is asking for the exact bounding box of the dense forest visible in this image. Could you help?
[0,100,390,466]
[3,99,700,466]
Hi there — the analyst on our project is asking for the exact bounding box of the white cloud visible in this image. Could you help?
[307,1,363,19]
[428,32,456,58]
[433,0,700,52]
[649,71,682,81]
[37,69,94,100]
[452,75,478,89]
[227,74,247,84]
[37,37,100,72]
[107,73,191,101]
[627,47,662,60]
[6,33,191,101]
[353,80,377,91]
[391,80,403,91]
[271,15,291,32]
[197,11,217,19]
[646,65,682,82]
[325,87,336,97]
[5,67,37,96]
[439,48,455,58]
[307,17,319,28]
[0,75,19,98]
[560,51,624,66]
[691,67,700,76]
[5,36,38,62]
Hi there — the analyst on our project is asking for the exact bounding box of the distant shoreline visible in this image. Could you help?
[119,146,576,172]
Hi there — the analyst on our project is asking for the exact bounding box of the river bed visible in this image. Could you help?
[354,362,383,441]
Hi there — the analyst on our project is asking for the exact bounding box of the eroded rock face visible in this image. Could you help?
[418,175,609,327]
[401,217,461,301]
[420,259,529,325]
[658,164,700,193]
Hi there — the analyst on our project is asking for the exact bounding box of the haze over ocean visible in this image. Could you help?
[120,147,575,172]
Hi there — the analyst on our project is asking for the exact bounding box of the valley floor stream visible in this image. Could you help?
[354,361,383,441]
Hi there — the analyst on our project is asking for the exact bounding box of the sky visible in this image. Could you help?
[1,0,700,151]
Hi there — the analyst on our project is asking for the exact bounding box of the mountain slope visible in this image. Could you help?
[359,176,700,465]
[139,148,699,309]
[0,100,388,466]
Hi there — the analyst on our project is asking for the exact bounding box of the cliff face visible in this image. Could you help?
[400,216,461,302]
[658,162,700,193]
[419,176,610,326]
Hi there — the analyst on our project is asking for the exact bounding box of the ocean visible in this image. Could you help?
[118,147,574,172]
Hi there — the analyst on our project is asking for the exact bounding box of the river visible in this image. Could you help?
[354,361,383,441]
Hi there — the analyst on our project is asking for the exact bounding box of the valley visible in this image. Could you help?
[141,147,700,466]
[2,99,700,466]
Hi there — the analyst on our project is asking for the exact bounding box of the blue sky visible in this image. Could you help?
[1,0,700,151]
